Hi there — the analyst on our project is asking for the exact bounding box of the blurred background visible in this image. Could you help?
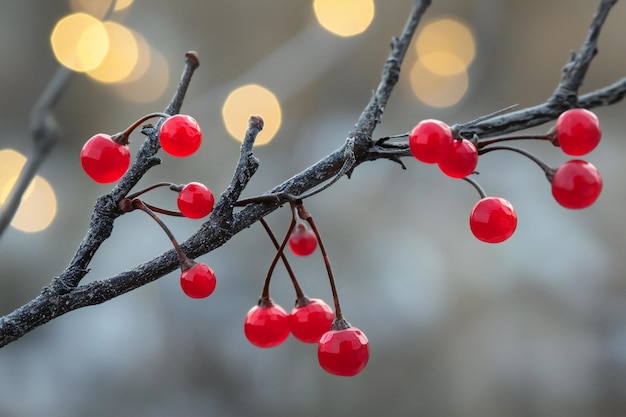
[0,0,625,416]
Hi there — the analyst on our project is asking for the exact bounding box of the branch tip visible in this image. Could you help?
[185,51,200,68]
[249,115,264,130]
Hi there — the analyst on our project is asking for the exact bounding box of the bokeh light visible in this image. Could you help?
[50,13,108,72]
[0,150,57,233]
[222,84,282,145]
[409,60,468,108]
[313,0,375,37]
[416,18,475,76]
[87,22,138,83]
[113,47,169,103]
[117,32,150,83]
[409,17,475,108]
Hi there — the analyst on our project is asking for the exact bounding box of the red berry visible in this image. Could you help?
[159,114,202,157]
[177,182,215,219]
[180,262,216,299]
[551,160,602,209]
[555,109,601,156]
[288,223,317,256]
[80,134,130,183]
[437,138,478,178]
[289,299,334,343]
[244,303,290,348]
[409,119,454,164]
[318,326,369,377]
[469,197,517,243]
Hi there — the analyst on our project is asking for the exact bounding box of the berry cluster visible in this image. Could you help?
[80,113,203,183]
[405,108,603,243]
[243,201,369,377]
[81,113,216,298]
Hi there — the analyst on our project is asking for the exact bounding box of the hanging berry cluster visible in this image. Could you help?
[242,200,369,377]
[80,113,217,299]
[403,108,603,243]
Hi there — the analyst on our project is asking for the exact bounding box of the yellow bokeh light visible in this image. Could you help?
[313,0,375,37]
[416,18,475,76]
[50,13,109,72]
[11,177,57,233]
[409,60,468,108]
[87,22,139,83]
[0,150,57,233]
[113,47,169,103]
[222,84,282,145]
[117,32,150,83]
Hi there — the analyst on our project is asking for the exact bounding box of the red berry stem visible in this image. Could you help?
[259,210,298,302]
[131,199,192,269]
[110,112,172,146]
[142,202,184,217]
[476,133,552,150]
[295,202,344,321]
[479,145,551,174]
[462,176,487,199]
[126,182,183,200]
[258,217,307,302]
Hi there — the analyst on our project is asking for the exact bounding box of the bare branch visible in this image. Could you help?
[1,0,624,348]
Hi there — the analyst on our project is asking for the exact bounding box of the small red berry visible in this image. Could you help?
[159,114,202,157]
[438,138,478,178]
[289,298,334,343]
[469,197,517,243]
[80,134,130,183]
[177,182,215,219]
[551,160,602,209]
[180,262,216,299]
[244,303,290,348]
[555,109,601,156]
[409,119,454,164]
[318,324,369,377]
[288,223,317,256]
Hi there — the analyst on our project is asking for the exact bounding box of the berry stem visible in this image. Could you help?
[260,211,297,301]
[258,217,306,301]
[476,133,552,149]
[295,202,344,321]
[126,182,183,200]
[462,177,487,199]
[111,112,171,146]
[131,199,192,269]
[479,145,552,173]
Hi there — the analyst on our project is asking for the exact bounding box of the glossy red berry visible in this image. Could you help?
[551,160,602,209]
[180,262,216,299]
[177,182,215,219]
[409,119,454,164]
[469,197,517,243]
[555,109,601,156]
[288,223,317,256]
[318,324,369,377]
[289,298,334,343]
[159,114,202,157]
[80,134,130,183]
[244,303,290,348]
[438,138,478,178]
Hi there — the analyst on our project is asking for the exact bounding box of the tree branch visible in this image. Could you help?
[0,0,623,348]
